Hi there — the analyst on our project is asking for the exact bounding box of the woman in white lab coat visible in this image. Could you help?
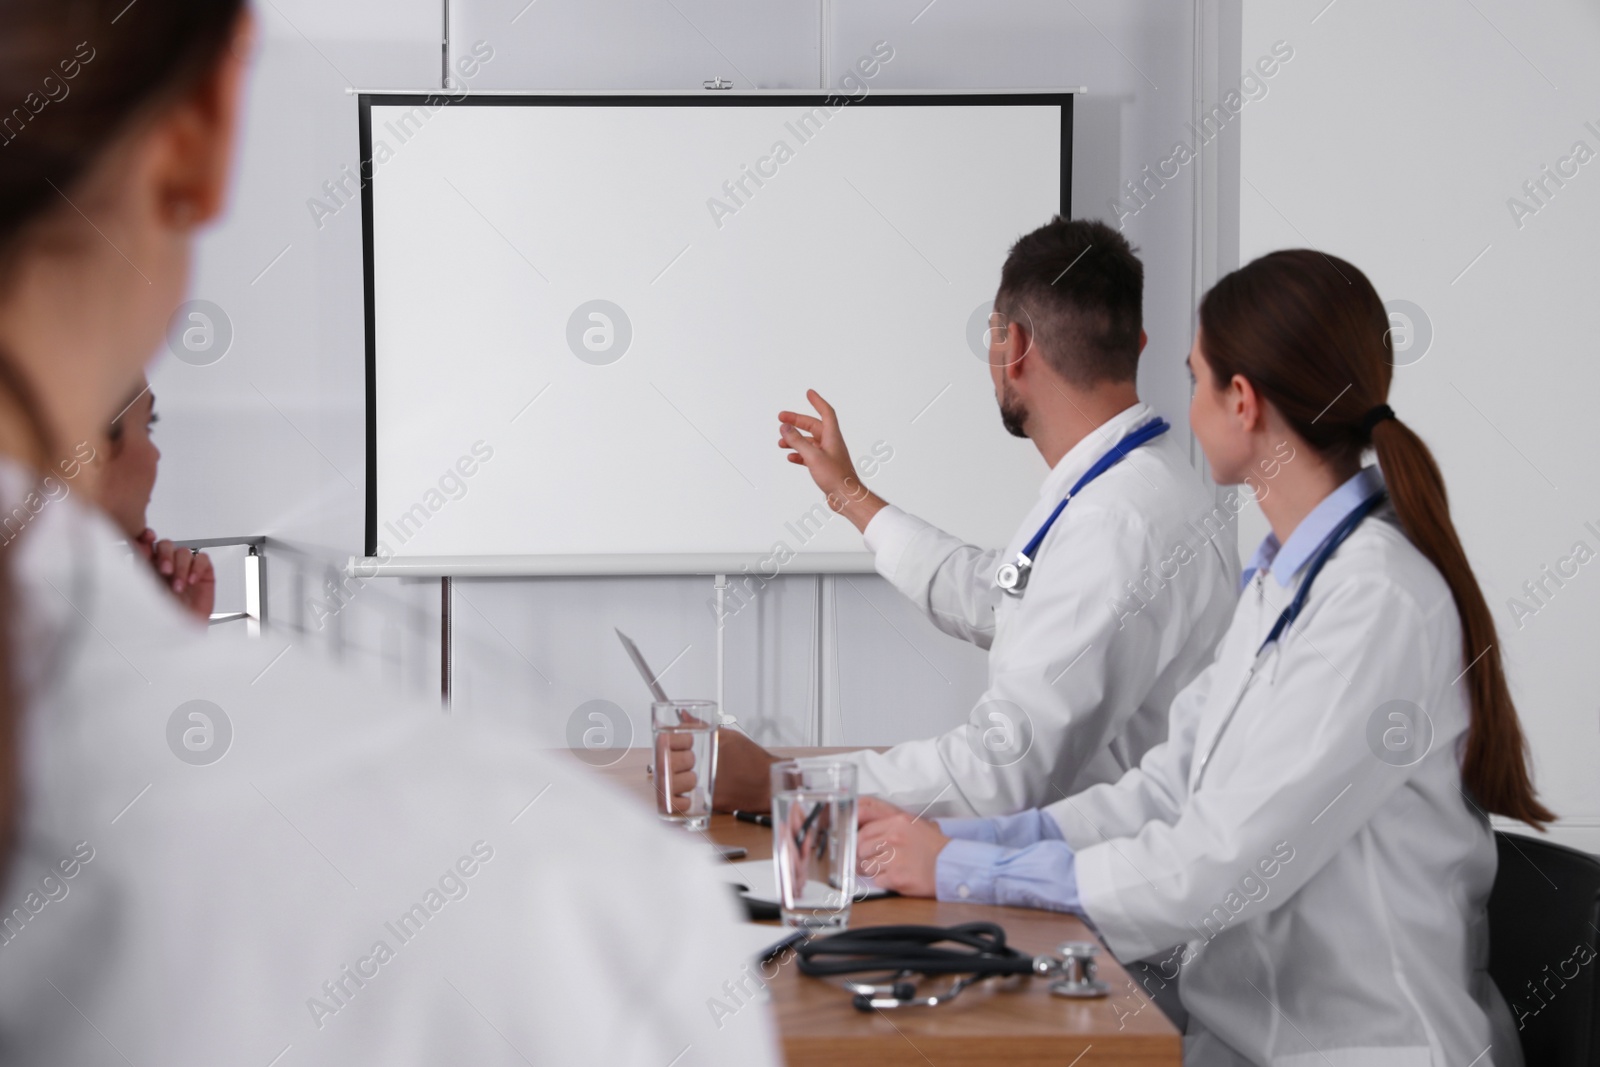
[0,3,778,1064]
[857,249,1551,1066]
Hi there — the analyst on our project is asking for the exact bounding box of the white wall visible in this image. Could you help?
[153,1,1226,756]
[1241,0,1600,850]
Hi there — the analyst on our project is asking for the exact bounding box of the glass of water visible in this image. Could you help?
[652,700,718,831]
[771,760,858,929]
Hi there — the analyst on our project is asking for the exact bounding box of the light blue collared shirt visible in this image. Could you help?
[934,810,1080,912]
[934,467,1388,917]
[1239,466,1386,592]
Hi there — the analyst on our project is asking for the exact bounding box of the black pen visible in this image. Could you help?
[733,810,772,827]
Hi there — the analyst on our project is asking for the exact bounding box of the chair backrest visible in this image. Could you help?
[1488,831,1600,1067]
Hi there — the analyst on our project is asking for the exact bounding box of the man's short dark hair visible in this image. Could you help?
[994,217,1144,386]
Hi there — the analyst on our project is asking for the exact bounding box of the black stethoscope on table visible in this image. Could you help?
[795,922,1111,1009]
[1190,488,1388,789]
[996,417,1171,596]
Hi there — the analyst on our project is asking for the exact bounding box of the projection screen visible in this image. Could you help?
[360,90,1073,575]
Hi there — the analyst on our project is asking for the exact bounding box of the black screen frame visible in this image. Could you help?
[357,90,1074,559]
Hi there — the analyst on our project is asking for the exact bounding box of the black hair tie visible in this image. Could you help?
[1361,404,1396,434]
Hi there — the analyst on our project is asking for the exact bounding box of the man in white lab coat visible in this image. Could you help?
[713,218,1240,818]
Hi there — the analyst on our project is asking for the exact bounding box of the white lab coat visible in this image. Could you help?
[846,403,1239,817]
[0,467,780,1067]
[1051,504,1522,1067]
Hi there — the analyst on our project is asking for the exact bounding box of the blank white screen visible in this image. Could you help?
[368,97,1063,568]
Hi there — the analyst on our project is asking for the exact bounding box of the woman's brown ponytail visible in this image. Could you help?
[1201,249,1553,827]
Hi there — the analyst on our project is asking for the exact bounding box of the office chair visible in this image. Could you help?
[1488,831,1600,1067]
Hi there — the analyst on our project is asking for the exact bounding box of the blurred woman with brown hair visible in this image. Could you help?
[0,3,777,1063]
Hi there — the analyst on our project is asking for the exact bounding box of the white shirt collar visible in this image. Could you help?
[1036,402,1156,501]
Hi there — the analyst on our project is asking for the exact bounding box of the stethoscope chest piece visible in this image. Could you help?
[1047,941,1110,999]
[995,557,1030,596]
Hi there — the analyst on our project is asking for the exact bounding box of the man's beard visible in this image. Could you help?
[998,382,1028,438]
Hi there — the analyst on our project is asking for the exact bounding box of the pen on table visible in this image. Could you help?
[733,810,772,827]
[793,802,824,852]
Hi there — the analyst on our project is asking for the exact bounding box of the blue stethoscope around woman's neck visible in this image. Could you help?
[1190,487,1388,789]
[995,417,1171,597]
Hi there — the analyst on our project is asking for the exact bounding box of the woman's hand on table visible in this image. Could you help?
[857,795,949,898]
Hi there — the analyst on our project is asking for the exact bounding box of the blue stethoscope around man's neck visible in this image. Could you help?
[1190,486,1388,789]
[995,417,1171,597]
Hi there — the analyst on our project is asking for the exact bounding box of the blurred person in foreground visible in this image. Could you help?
[0,3,778,1064]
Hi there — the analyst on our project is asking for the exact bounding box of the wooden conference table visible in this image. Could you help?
[582,747,1181,1067]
